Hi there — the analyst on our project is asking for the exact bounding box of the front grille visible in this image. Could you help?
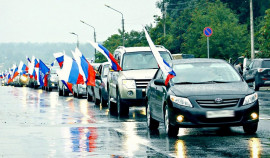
[135,79,151,88]
[197,99,239,108]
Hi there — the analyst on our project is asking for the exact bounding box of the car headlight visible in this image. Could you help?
[122,80,136,89]
[20,75,27,82]
[243,93,258,105]
[170,95,193,108]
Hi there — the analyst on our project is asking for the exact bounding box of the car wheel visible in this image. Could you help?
[93,92,100,105]
[63,88,69,97]
[77,93,82,99]
[87,89,93,102]
[58,86,63,96]
[108,90,117,115]
[146,102,159,130]
[100,92,107,107]
[117,92,129,116]
[243,122,258,134]
[253,80,259,91]
[164,105,179,137]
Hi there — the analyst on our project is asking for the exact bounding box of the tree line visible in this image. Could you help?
[98,0,270,63]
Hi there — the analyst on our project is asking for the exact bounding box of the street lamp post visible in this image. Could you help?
[80,20,97,61]
[70,32,79,48]
[105,4,125,46]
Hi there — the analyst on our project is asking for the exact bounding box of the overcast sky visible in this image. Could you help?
[0,0,161,43]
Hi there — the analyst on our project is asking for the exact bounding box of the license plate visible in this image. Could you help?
[206,110,234,118]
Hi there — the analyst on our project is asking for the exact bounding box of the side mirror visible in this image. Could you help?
[154,79,166,86]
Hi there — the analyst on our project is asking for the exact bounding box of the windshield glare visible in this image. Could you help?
[172,62,242,83]
[122,51,171,70]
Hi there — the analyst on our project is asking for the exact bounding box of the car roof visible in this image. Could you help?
[169,58,227,65]
[252,58,270,61]
[117,46,168,53]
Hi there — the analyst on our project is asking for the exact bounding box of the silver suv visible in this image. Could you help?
[107,46,172,116]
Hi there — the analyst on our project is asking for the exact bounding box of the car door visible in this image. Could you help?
[244,61,254,81]
[151,70,166,120]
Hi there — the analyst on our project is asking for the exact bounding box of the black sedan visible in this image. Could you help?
[146,59,259,136]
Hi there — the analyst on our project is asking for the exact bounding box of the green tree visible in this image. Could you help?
[257,9,270,58]
[181,0,248,60]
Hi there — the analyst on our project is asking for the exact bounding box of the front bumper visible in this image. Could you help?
[169,100,259,128]
[49,81,58,89]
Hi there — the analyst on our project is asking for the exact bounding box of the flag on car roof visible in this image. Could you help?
[143,27,176,86]
[89,41,122,71]
[53,52,64,68]
[56,54,84,85]
[72,48,95,86]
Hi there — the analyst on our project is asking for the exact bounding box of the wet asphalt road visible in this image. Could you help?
[0,86,270,157]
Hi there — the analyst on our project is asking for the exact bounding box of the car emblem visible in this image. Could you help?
[215,98,223,104]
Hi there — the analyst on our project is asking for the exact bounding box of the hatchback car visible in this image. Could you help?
[243,58,270,91]
[146,59,259,136]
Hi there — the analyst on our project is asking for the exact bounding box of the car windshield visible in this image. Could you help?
[51,68,60,74]
[262,60,270,68]
[172,62,242,83]
[122,51,171,70]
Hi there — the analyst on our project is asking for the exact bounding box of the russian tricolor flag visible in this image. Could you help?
[18,61,29,75]
[89,41,122,71]
[72,48,95,86]
[57,54,84,85]
[53,52,64,68]
[143,27,176,86]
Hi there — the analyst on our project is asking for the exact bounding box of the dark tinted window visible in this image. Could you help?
[261,60,270,68]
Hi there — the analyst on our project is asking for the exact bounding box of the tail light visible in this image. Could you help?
[258,69,264,72]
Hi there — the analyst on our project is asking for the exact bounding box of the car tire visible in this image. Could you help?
[58,86,63,96]
[243,122,258,134]
[100,92,107,107]
[87,89,93,102]
[108,90,117,115]
[164,105,179,137]
[78,93,82,99]
[253,79,259,91]
[146,102,159,130]
[117,92,129,116]
[63,88,69,97]
[93,91,100,105]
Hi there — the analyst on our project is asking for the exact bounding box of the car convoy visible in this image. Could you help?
[3,45,269,136]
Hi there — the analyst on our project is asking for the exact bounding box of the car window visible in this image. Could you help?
[102,65,110,77]
[249,61,254,69]
[262,60,270,68]
[122,51,171,70]
[253,61,261,68]
[172,62,241,83]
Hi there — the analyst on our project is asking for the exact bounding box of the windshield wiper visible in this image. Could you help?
[203,81,230,83]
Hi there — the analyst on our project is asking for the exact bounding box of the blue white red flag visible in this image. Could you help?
[89,41,122,71]
[72,48,96,86]
[18,61,29,75]
[53,52,64,68]
[38,59,50,87]
[143,27,176,85]
[56,54,84,85]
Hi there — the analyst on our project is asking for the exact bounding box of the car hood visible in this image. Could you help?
[170,82,253,97]
[120,69,157,79]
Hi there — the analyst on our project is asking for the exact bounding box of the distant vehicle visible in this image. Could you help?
[58,80,70,96]
[146,59,259,136]
[172,54,194,59]
[231,56,251,75]
[243,58,270,91]
[45,65,60,91]
[89,62,110,106]
[107,46,172,116]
